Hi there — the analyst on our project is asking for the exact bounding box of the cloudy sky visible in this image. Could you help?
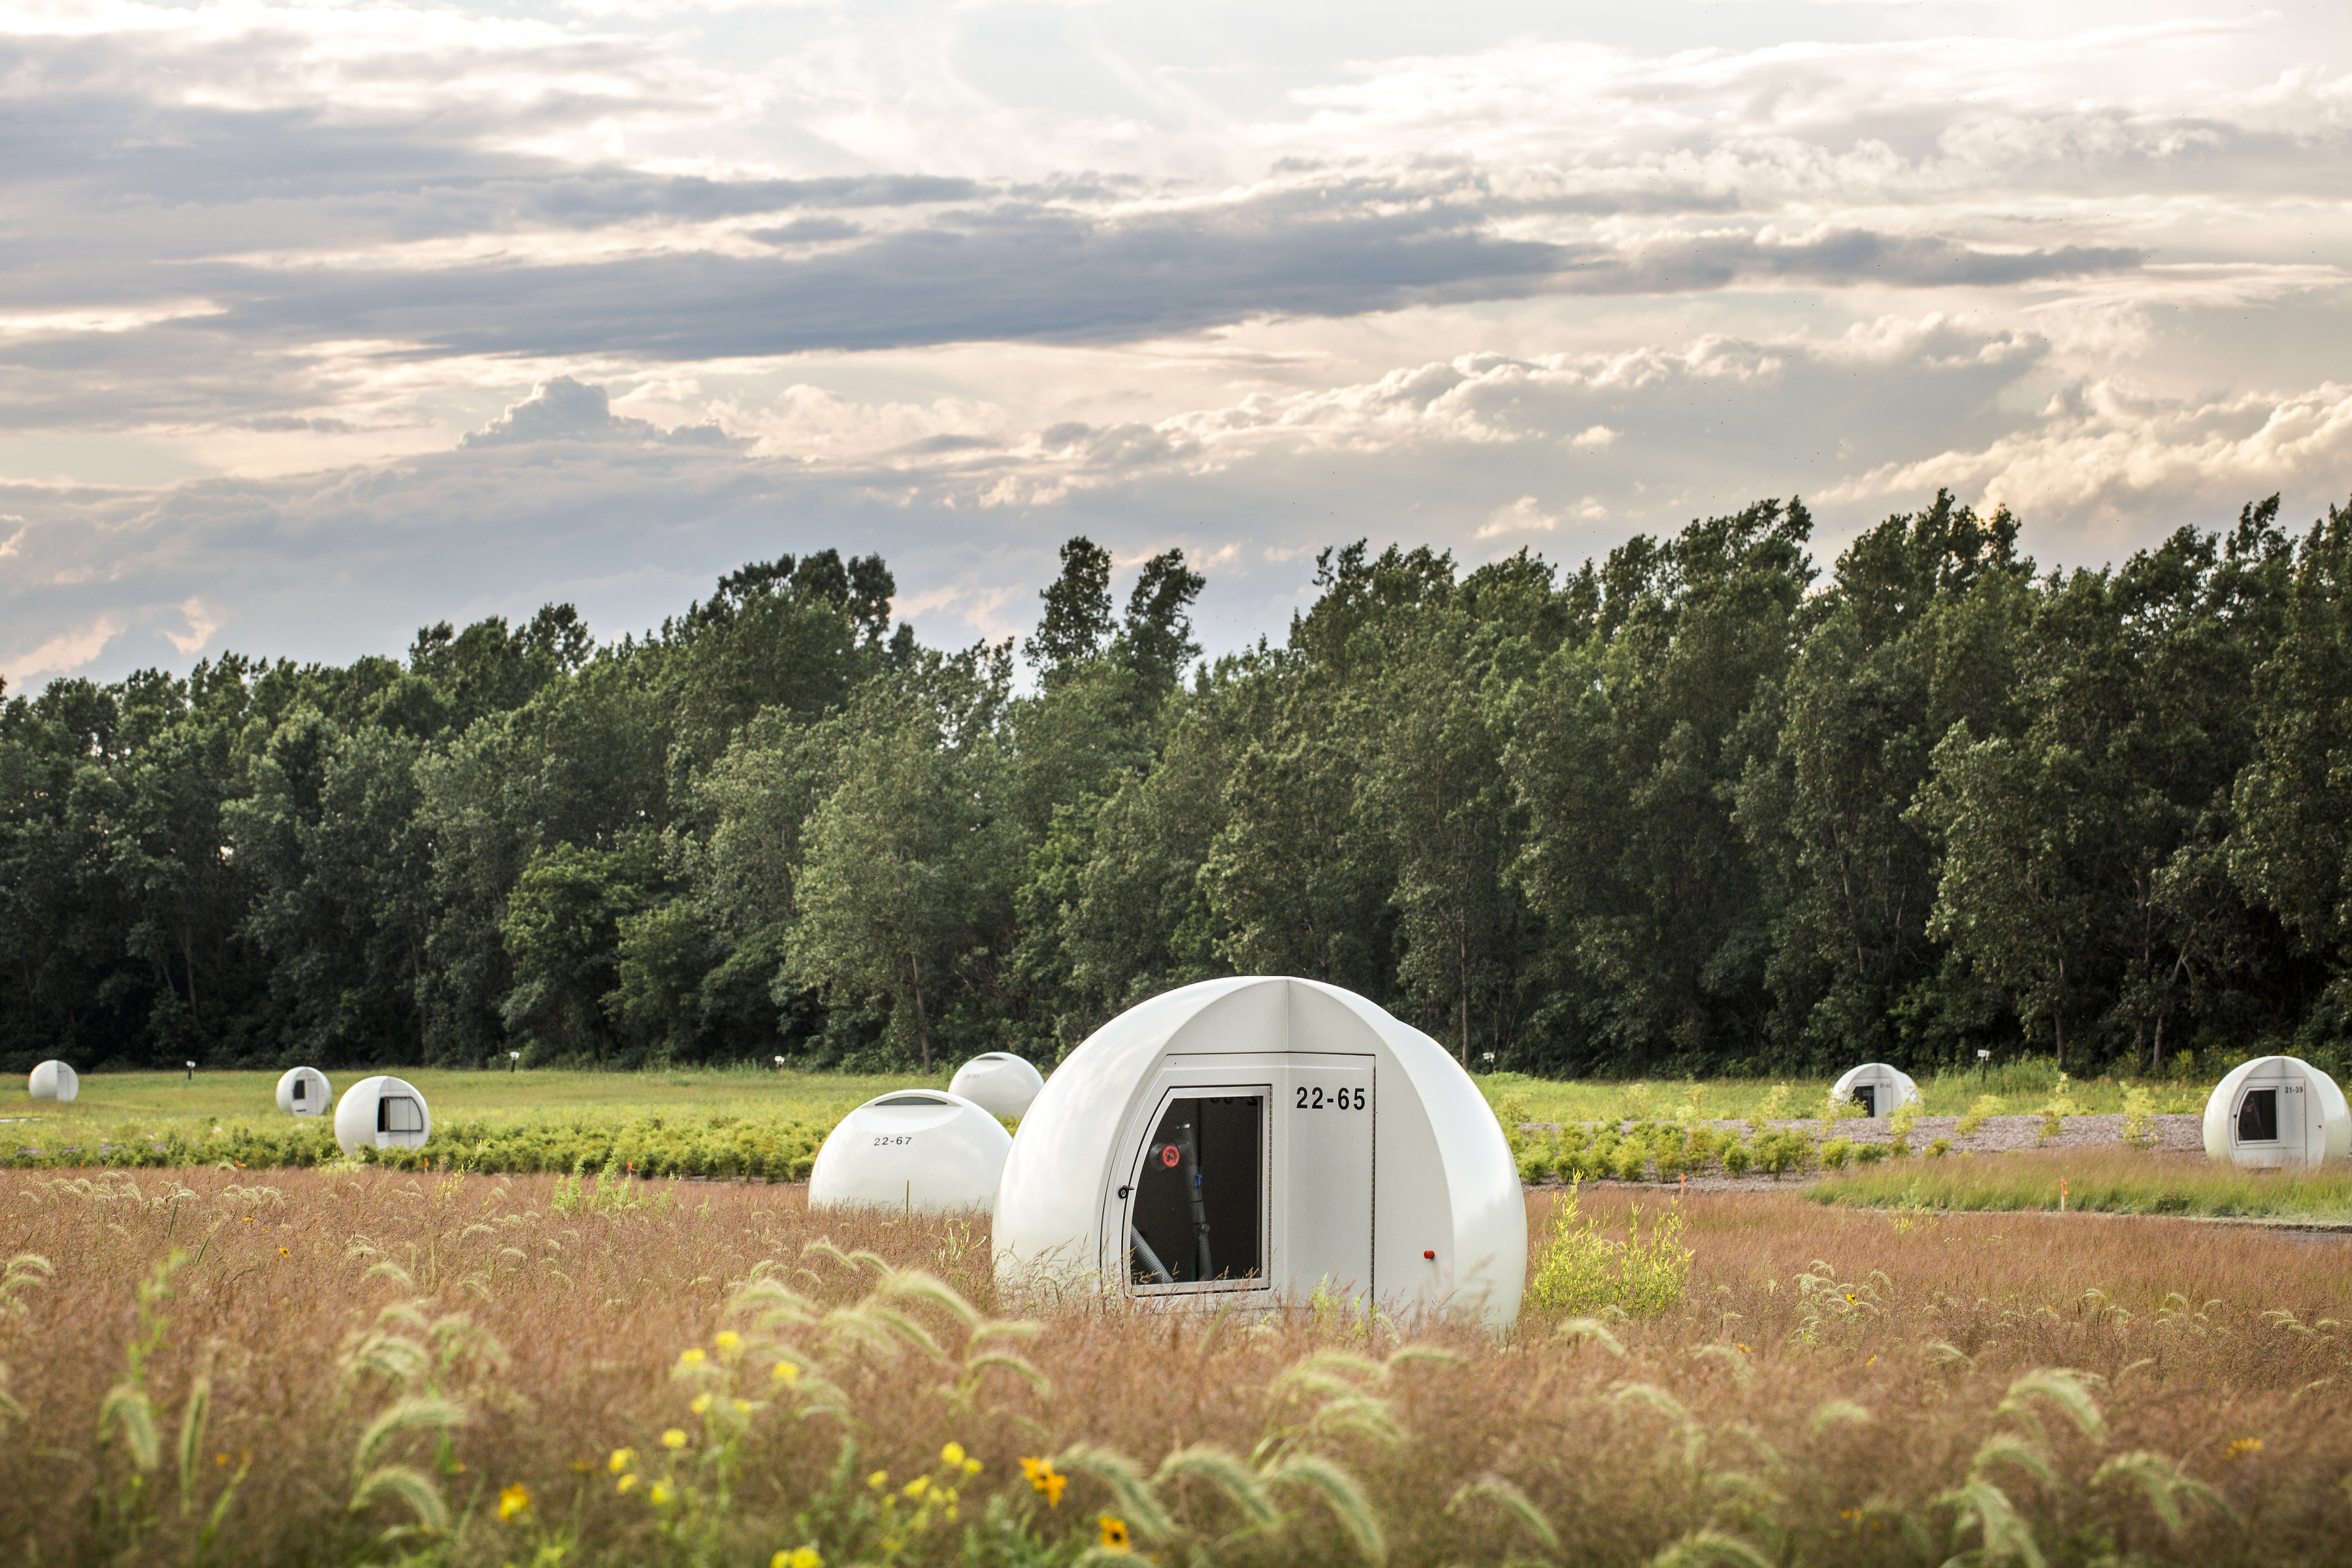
[5,0,2350,689]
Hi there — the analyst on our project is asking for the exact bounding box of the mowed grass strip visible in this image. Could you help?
[1810,1147,2352,1220]
[4,1171,2351,1565]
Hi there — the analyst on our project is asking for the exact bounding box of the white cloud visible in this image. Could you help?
[162,596,222,657]
[3,614,125,690]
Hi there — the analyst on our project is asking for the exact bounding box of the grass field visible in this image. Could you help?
[5,1060,2209,1178]
[1812,1147,2352,1221]
[7,1066,943,1137]
[3,1169,2347,1565]
[5,1067,951,1177]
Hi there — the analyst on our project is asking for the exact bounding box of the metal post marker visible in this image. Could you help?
[184,1060,195,1083]
[1978,1049,1991,1085]
[509,1051,520,1075]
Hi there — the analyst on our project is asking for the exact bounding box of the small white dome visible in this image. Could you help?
[27,1061,78,1103]
[333,1075,433,1156]
[1831,1062,1920,1118]
[808,1092,1011,1214]
[276,1066,332,1117]
[2202,1056,2350,1170]
[948,1053,1046,1120]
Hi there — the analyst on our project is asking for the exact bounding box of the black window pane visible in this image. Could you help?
[1130,1096,1262,1286]
[2238,1089,2278,1143]
[1854,1086,1875,1117]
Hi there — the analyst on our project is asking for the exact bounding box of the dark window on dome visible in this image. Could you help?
[877,1095,950,1107]
[380,1096,424,1135]
[1852,1085,1876,1117]
[1130,1096,1262,1286]
[292,1079,306,1102]
[2238,1089,2278,1143]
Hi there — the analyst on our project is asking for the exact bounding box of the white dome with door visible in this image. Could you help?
[27,1061,78,1102]
[948,1053,1046,1120]
[333,1075,431,1155]
[1832,1062,1920,1119]
[276,1066,331,1117]
[993,976,1526,1327]
[2203,1056,2350,1170]
[809,1091,1011,1213]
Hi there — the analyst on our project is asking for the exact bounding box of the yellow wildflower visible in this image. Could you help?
[1098,1516,1132,1552]
[771,1551,823,1568]
[617,1474,639,1495]
[650,1480,675,1507]
[609,1448,637,1474]
[941,1442,966,1468]
[964,1457,981,1475]
[678,1348,707,1367]
[734,1399,753,1414]
[773,1361,801,1385]
[903,1476,930,1499]
[661,1428,689,1450]
[867,1471,890,1490]
[2226,1437,2264,1460]
[497,1484,531,1522]
[691,1393,714,1415]
[715,1330,743,1354]
[1021,1458,1067,1508]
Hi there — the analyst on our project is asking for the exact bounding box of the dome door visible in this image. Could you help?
[2234,1070,2309,1166]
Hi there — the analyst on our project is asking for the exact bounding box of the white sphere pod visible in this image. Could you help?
[333,1075,432,1156]
[27,1061,78,1102]
[2203,1056,2351,1170]
[276,1066,331,1117]
[808,1092,1011,1213]
[1831,1063,1921,1119]
[949,1053,1046,1120]
[994,977,1525,1328]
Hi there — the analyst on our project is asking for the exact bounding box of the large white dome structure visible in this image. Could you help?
[27,1061,78,1102]
[808,1092,1012,1213]
[2202,1056,2350,1170]
[1831,1062,1921,1119]
[948,1053,1047,1120]
[276,1066,331,1117]
[993,977,1525,1327]
[333,1075,431,1156]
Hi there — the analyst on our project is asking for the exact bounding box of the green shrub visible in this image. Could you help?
[1752,1128,1811,1177]
[1853,1141,1889,1164]
[1820,1137,1855,1172]
[1721,1141,1754,1176]
[1927,1137,1953,1158]
[1609,1139,1650,1183]
[1524,1183,1692,1318]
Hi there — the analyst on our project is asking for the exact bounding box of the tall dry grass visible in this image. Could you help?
[1,1169,2349,1564]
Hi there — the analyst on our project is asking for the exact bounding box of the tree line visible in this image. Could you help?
[7,491,2351,1079]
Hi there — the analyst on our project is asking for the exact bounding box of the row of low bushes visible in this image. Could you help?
[1810,1147,2352,1218]
[1505,1114,1980,1184]
[0,1115,831,1180]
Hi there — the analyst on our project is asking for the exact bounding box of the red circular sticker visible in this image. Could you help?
[1160,1145,1181,1168]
